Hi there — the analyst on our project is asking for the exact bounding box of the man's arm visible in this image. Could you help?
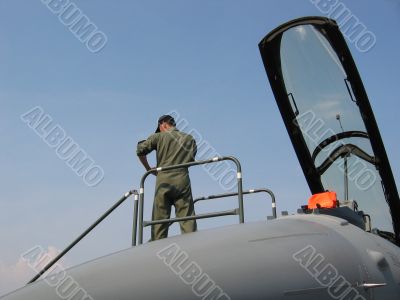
[138,155,157,176]
[136,136,158,175]
[138,155,152,171]
[192,139,197,161]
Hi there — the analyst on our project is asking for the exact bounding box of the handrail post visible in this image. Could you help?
[228,156,244,223]
[131,191,139,246]
[138,171,152,245]
[268,189,277,219]
[257,189,276,219]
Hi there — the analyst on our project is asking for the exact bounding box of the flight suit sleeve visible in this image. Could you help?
[136,134,158,156]
[192,138,197,160]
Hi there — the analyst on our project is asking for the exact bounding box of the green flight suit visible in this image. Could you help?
[136,127,197,240]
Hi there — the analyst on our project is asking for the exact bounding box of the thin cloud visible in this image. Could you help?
[0,246,64,297]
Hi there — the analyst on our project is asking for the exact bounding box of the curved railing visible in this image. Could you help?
[134,156,244,245]
[193,188,276,219]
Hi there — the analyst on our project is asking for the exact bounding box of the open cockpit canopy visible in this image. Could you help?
[259,17,400,244]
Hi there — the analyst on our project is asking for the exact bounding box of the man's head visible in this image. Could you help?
[155,115,176,133]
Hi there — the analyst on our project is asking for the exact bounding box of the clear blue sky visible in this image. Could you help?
[1,0,399,295]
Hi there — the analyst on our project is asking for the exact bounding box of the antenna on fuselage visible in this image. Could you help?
[336,114,344,133]
[336,113,349,201]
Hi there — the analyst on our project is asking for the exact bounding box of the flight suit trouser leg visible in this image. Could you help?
[174,182,197,235]
[151,182,172,241]
[151,172,197,241]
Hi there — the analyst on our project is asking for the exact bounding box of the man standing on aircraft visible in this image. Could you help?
[137,114,197,241]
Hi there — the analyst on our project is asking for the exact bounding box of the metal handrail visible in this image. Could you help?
[131,192,139,246]
[143,209,239,226]
[28,190,137,284]
[136,156,243,245]
[194,188,277,219]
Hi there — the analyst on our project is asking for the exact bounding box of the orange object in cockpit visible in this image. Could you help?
[308,191,338,209]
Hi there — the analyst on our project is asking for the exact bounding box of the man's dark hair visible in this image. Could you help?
[155,114,176,132]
